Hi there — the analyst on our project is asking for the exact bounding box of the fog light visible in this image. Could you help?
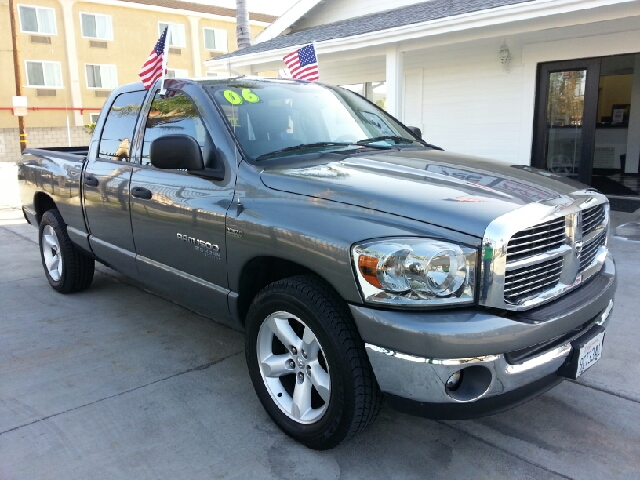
[445,370,463,391]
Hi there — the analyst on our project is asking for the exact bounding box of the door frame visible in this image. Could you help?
[531,57,601,186]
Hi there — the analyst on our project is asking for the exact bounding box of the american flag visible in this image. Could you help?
[139,27,168,89]
[283,44,319,81]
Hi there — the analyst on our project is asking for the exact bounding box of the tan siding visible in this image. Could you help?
[0,0,270,150]
[0,4,19,129]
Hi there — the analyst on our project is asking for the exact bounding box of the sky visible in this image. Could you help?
[192,0,299,16]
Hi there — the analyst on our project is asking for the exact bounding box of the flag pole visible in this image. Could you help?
[313,42,319,81]
[159,26,169,95]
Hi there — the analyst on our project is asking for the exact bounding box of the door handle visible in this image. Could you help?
[84,174,99,187]
[131,186,153,200]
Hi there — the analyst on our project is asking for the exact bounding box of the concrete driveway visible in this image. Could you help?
[1,163,640,479]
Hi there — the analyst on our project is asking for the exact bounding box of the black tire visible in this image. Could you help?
[245,275,382,450]
[39,209,95,293]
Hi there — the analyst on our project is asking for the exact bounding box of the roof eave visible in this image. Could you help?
[255,0,323,43]
[207,0,637,70]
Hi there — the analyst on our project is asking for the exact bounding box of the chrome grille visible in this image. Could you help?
[506,217,565,262]
[580,230,607,272]
[504,257,563,304]
[582,204,605,237]
[480,192,610,311]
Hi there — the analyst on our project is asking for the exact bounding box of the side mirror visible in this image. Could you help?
[150,135,204,171]
[407,126,422,139]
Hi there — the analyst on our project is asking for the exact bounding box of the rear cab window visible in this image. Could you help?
[98,90,147,162]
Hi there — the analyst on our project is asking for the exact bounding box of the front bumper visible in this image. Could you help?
[351,254,616,417]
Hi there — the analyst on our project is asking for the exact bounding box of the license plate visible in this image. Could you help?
[574,332,605,378]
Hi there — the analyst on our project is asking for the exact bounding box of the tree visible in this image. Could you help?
[236,0,251,50]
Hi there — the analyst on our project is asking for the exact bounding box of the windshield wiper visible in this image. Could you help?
[356,136,415,145]
[256,142,360,161]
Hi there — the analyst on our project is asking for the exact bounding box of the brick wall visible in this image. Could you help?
[0,127,91,163]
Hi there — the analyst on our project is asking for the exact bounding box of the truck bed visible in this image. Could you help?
[25,146,89,158]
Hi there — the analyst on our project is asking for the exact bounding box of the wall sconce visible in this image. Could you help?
[499,42,511,72]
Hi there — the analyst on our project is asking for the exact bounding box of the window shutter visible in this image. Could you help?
[27,62,45,86]
[37,8,56,35]
[102,65,117,89]
[43,62,62,87]
[204,29,215,50]
[175,24,186,47]
[81,14,96,38]
[86,65,96,87]
[96,15,112,40]
[19,6,38,33]
[214,29,227,52]
[159,22,169,38]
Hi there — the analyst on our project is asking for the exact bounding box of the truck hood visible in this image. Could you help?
[259,149,586,238]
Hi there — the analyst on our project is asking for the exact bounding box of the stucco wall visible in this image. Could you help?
[1,1,270,129]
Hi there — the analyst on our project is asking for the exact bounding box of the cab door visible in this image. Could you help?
[129,87,235,321]
[83,89,147,277]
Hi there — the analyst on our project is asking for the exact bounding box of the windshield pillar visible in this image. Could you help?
[386,48,404,121]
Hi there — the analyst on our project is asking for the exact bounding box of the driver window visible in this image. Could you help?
[141,90,206,166]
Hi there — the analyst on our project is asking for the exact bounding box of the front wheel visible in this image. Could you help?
[39,209,95,293]
[245,275,381,450]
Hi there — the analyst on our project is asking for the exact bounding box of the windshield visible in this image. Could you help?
[205,79,422,161]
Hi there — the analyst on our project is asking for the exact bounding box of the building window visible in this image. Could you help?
[166,69,188,79]
[18,5,56,35]
[85,64,118,89]
[203,28,227,52]
[89,113,100,124]
[25,61,62,87]
[159,22,186,48]
[80,13,113,40]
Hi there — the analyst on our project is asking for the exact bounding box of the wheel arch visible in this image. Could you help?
[235,256,344,326]
[34,192,58,225]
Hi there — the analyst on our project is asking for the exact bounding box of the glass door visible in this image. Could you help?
[532,59,601,185]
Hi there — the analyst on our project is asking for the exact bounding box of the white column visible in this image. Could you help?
[188,16,202,78]
[59,0,83,126]
[386,47,404,121]
[625,54,640,175]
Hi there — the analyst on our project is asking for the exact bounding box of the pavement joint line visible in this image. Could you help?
[436,420,574,480]
[0,224,240,336]
[0,350,243,438]
[569,380,640,405]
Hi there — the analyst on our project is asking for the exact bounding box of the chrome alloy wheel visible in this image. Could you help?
[257,311,331,424]
[41,225,63,282]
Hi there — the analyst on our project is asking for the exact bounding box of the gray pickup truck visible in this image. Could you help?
[18,77,616,449]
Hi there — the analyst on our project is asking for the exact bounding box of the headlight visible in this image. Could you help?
[352,238,477,307]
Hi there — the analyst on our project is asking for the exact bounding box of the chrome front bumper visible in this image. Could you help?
[365,299,613,405]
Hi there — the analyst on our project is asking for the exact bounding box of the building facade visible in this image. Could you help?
[207,0,640,196]
[0,0,274,159]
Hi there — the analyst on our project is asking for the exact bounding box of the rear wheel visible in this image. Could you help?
[245,275,381,450]
[39,209,94,293]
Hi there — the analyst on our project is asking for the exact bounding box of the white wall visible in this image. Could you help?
[319,38,525,164]
[295,0,431,31]
[316,16,640,167]
[406,38,525,163]
[320,55,386,85]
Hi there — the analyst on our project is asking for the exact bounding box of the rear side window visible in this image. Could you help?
[141,90,207,166]
[98,90,146,162]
